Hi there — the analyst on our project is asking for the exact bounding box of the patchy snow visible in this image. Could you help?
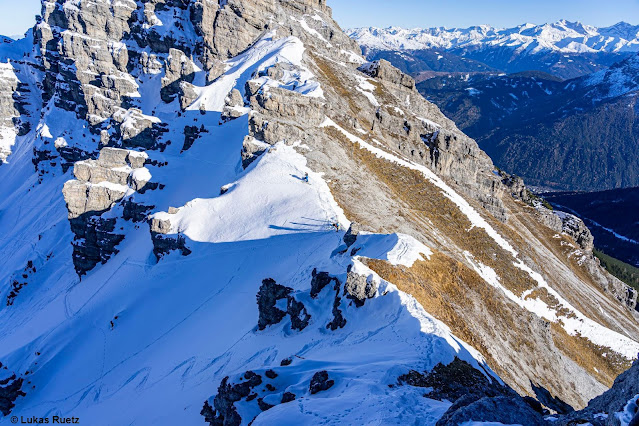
[320,117,639,360]
[355,75,380,105]
[189,32,323,112]
[131,167,151,183]
[352,232,432,267]
[291,15,330,46]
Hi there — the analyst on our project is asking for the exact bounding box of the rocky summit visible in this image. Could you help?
[0,1,638,425]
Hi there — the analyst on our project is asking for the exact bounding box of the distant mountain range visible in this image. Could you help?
[349,21,639,79]
[417,53,639,191]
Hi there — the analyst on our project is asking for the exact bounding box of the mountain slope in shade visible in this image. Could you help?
[544,187,639,268]
[0,1,637,425]
[349,21,639,79]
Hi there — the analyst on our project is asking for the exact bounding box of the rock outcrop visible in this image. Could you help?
[344,266,377,307]
[560,357,639,425]
[62,147,153,275]
[0,62,23,163]
[309,370,334,394]
[398,358,547,426]
[202,371,263,426]
[0,365,25,417]
[148,217,192,260]
[256,278,310,331]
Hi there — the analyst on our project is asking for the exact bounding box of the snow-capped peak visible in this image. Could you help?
[349,20,639,54]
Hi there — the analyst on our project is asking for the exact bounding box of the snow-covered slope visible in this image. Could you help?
[581,52,639,98]
[349,21,639,54]
[0,1,638,425]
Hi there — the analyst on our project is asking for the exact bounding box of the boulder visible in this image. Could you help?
[344,267,377,307]
[358,60,415,90]
[309,371,334,394]
[0,374,25,416]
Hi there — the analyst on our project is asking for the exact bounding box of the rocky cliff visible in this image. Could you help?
[0,1,637,424]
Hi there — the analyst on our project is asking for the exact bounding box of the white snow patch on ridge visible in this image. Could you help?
[152,142,347,243]
[189,32,323,112]
[352,232,432,267]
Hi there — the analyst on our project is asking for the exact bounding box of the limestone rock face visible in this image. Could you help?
[560,357,639,425]
[62,147,153,275]
[557,211,595,253]
[63,148,150,219]
[0,63,22,163]
[161,48,196,104]
[359,59,415,90]
[344,267,377,307]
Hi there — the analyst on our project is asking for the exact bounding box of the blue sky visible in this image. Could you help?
[330,0,639,29]
[0,0,637,36]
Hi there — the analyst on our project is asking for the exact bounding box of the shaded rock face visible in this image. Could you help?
[438,395,547,426]
[62,147,154,275]
[326,275,347,331]
[68,215,125,276]
[398,358,546,426]
[309,370,334,394]
[148,218,192,260]
[560,357,639,425]
[343,222,362,248]
[398,358,507,403]
[201,365,301,426]
[256,278,310,331]
[202,371,263,426]
[532,382,575,415]
[0,366,25,416]
[6,260,37,307]
[310,269,338,299]
[182,125,206,152]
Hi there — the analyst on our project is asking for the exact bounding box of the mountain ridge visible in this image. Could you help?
[0,1,637,424]
[350,21,639,79]
[350,20,639,54]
